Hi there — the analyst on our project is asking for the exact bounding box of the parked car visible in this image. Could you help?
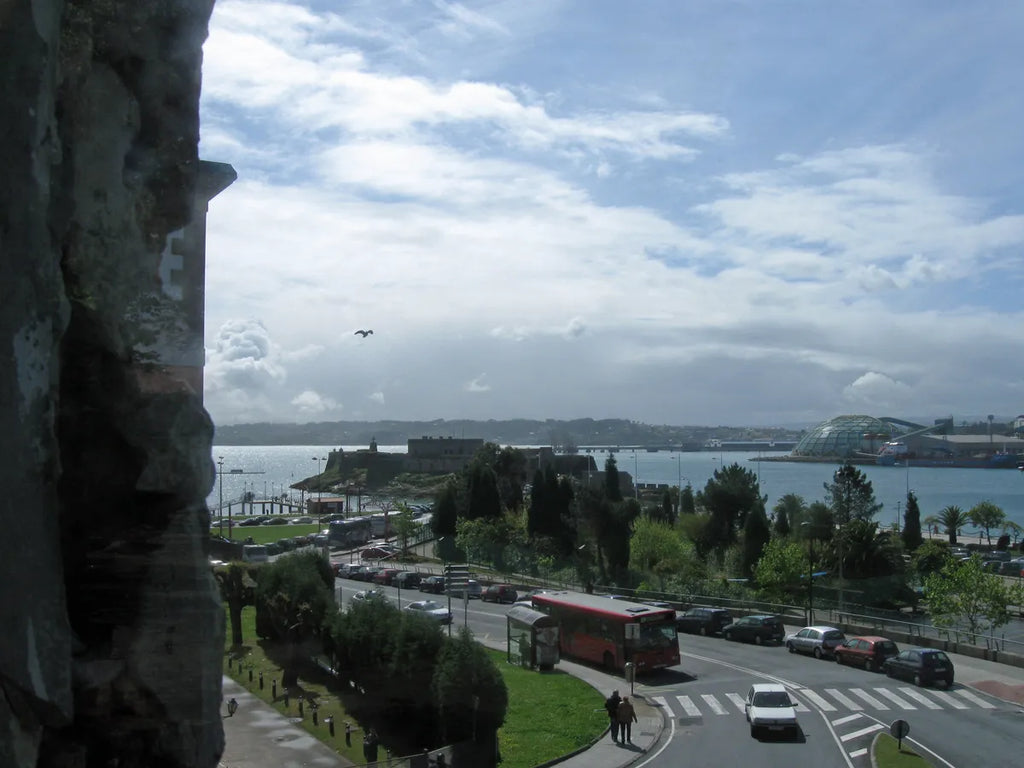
[373,568,402,586]
[361,545,399,560]
[263,516,289,525]
[723,615,784,645]
[292,517,313,524]
[420,575,447,594]
[241,544,269,563]
[343,564,368,580]
[744,683,799,739]
[883,648,954,688]
[482,584,518,604]
[996,559,1024,577]
[448,579,482,599]
[394,571,423,588]
[277,538,295,551]
[403,600,453,624]
[676,607,733,636]
[785,626,846,659]
[237,517,264,527]
[834,635,899,672]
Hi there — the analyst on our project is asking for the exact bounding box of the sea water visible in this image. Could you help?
[208,445,1024,533]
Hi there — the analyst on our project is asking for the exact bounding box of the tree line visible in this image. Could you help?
[429,443,1024,638]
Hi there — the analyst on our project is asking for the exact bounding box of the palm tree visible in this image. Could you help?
[936,505,969,545]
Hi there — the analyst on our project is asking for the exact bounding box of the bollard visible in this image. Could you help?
[298,699,303,717]
[272,680,277,699]
[345,721,352,747]
[248,668,253,683]
[312,709,318,726]
[327,717,335,738]
[284,691,289,708]
[259,671,264,690]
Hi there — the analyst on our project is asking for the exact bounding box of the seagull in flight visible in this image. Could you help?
[354,329,373,337]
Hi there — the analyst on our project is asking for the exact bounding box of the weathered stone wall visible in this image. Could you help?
[1,1,224,766]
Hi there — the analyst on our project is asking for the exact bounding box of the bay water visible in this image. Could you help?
[209,445,1024,534]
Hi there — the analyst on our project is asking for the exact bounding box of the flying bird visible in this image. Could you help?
[354,329,373,337]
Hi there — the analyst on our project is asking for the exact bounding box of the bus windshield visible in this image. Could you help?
[636,620,676,650]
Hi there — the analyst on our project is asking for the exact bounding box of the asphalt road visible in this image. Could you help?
[335,577,1024,768]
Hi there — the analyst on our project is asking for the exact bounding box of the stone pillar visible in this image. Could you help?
[1,1,228,766]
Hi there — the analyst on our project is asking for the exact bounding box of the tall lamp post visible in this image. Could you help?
[313,455,327,531]
[217,456,225,536]
[801,521,815,625]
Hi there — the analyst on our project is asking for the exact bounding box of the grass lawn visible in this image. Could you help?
[224,606,604,766]
[872,733,935,768]
[213,523,321,545]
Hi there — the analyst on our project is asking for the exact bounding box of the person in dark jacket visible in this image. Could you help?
[604,690,622,742]
[617,696,638,744]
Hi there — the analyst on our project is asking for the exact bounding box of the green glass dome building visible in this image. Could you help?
[792,415,894,459]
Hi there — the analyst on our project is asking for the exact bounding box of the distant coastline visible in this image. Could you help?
[212,418,805,448]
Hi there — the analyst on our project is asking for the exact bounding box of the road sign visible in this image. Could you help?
[444,564,470,588]
[890,718,910,749]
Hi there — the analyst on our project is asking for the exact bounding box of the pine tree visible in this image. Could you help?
[901,490,923,551]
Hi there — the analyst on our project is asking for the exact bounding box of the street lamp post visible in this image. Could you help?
[633,452,639,499]
[801,521,814,625]
[217,456,225,536]
[313,455,327,531]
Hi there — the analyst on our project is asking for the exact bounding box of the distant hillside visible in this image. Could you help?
[212,418,805,448]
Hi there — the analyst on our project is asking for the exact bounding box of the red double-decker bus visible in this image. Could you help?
[530,591,680,673]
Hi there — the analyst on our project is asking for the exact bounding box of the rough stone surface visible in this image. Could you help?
[1,1,224,766]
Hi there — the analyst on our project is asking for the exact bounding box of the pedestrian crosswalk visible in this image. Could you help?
[653,685,997,719]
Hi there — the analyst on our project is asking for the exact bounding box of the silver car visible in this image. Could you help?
[785,625,845,659]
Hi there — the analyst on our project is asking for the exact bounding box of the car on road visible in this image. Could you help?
[373,568,402,586]
[361,545,399,560]
[785,625,845,659]
[675,607,733,636]
[723,615,785,645]
[403,600,453,624]
[419,575,446,594]
[448,579,482,599]
[482,584,518,603]
[351,588,387,603]
[834,635,899,672]
[745,683,799,739]
[394,571,423,588]
[883,648,954,688]
[292,517,313,524]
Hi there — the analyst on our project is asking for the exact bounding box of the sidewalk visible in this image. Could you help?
[219,676,354,768]
[219,651,664,768]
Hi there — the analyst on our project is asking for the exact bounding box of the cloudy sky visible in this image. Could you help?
[198,0,1024,428]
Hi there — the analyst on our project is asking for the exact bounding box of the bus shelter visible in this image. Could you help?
[506,605,559,670]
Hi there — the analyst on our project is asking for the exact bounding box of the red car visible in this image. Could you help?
[482,584,518,604]
[372,568,401,586]
[834,635,899,672]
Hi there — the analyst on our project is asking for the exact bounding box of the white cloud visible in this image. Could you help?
[291,389,341,415]
[198,1,1024,427]
[842,372,913,408]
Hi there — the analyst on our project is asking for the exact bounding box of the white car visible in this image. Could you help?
[351,588,387,603]
[744,683,799,739]
[403,600,453,624]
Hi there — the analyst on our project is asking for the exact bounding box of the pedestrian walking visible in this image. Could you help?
[604,689,622,742]
[363,727,380,764]
[616,696,637,744]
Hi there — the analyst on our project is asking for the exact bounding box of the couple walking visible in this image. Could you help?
[604,690,638,744]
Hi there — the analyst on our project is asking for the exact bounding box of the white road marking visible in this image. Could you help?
[874,688,916,709]
[955,689,996,709]
[701,694,728,715]
[826,688,863,710]
[841,723,884,742]
[849,748,868,758]
[850,688,888,709]
[898,687,942,710]
[929,690,968,709]
[725,692,747,712]
[676,695,701,717]
[832,714,863,726]
[799,688,837,711]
